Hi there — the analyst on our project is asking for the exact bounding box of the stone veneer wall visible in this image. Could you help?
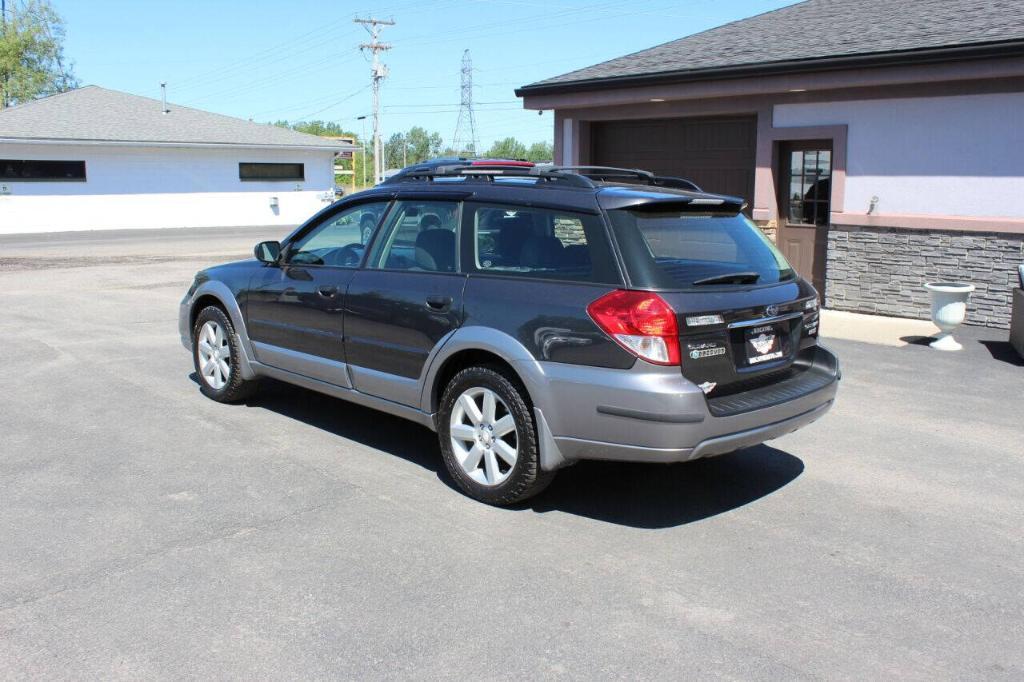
[754,219,778,243]
[825,225,1023,329]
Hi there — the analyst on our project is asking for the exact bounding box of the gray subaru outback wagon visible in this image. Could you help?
[180,162,839,505]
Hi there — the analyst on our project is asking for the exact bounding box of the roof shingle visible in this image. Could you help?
[520,0,1024,92]
[0,86,354,149]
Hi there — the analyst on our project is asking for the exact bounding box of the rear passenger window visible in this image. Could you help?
[467,204,620,284]
[368,200,459,272]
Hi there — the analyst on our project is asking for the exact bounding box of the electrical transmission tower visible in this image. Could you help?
[452,49,478,157]
[355,17,394,184]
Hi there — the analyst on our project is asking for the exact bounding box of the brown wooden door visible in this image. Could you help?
[590,116,757,214]
[777,142,832,297]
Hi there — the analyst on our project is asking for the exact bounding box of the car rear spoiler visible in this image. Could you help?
[596,186,747,214]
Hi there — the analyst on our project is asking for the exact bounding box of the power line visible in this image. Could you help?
[173,21,359,91]
[180,49,363,106]
[170,0,460,95]
[290,84,370,122]
[386,100,519,108]
[390,0,622,49]
[355,17,394,184]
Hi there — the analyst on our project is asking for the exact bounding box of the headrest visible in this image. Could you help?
[414,229,455,272]
[520,235,565,269]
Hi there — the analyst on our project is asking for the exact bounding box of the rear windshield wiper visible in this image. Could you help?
[692,271,761,286]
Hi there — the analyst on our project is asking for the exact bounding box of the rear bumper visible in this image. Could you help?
[534,345,839,467]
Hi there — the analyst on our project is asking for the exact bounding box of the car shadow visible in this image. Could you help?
[244,378,444,475]
[216,378,805,529]
[528,447,803,528]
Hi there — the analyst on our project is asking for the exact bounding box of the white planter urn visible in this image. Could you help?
[924,282,975,351]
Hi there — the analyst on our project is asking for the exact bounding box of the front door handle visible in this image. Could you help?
[317,285,338,298]
[425,294,452,311]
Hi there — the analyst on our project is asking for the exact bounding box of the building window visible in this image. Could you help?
[783,146,831,226]
[0,159,86,181]
[238,162,304,181]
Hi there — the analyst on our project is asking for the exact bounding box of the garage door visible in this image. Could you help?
[590,116,757,210]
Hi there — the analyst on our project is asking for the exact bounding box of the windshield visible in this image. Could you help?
[607,210,796,289]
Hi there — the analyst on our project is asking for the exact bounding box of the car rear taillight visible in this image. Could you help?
[587,290,680,365]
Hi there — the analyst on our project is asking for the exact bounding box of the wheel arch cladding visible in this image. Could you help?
[189,281,246,334]
[423,327,543,415]
[432,349,527,414]
[187,282,258,381]
[190,294,228,331]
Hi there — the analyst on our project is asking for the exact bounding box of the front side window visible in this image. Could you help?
[368,200,460,272]
[467,203,619,284]
[239,162,304,181]
[608,210,795,289]
[286,202,388,267]
[1,159,86,181]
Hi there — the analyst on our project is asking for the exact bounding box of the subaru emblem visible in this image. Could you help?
[766,304,780,317]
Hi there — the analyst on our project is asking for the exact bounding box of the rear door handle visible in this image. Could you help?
[425,295,452,311]
[317,285,338,298]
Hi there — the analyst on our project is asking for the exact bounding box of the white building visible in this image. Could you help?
[0,86,357,234]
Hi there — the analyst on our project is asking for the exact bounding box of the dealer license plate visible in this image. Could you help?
[745,324,784,364]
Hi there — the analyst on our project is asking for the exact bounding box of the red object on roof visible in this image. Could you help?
[471,159,534,167]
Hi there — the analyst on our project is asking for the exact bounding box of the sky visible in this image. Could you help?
[55,0,799,151]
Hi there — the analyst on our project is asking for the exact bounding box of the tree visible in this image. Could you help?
[383,132,406,171]
[291,120,346,137]
[525,141,554,163]
[271,119,373,188]
[485,137,528,160]
[384,126,443,170]
[0,0,77,108]
[271,119,350,137]
[404,126,443,165]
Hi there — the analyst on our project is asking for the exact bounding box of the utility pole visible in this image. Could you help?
[355,17,394,185]
[1,0,8,109]
[452,49,478,157]
[357,115,368,188]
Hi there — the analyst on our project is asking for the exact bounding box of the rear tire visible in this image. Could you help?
[192,305,258,403]
[438,365,555,505]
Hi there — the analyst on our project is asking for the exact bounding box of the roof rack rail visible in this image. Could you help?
[552,165,701,191]
[383,163,596,189]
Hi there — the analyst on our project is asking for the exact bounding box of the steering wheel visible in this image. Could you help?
[322,243,363,267]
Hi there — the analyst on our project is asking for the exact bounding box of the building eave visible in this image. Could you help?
[0,137,354,153]
[515,39,1024,98]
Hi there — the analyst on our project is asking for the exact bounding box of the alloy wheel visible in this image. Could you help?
[449,386,519,486]
[197,320,231,390]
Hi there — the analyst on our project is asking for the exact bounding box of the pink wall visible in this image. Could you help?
[529,59,1024,233]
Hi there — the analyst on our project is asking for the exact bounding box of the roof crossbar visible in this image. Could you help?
[552,166,702,191]
[386,163,596,188]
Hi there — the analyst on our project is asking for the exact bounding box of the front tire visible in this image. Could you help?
[438,365,554,505]
[360,216,376,245]
[192,305,258,403]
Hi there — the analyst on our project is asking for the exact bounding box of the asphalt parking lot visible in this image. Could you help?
[2,227,1022,679]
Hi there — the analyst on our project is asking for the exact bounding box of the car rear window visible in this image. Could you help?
[607,210,796,289]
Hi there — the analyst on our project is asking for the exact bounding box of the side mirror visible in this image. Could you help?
[254,240,281,264]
